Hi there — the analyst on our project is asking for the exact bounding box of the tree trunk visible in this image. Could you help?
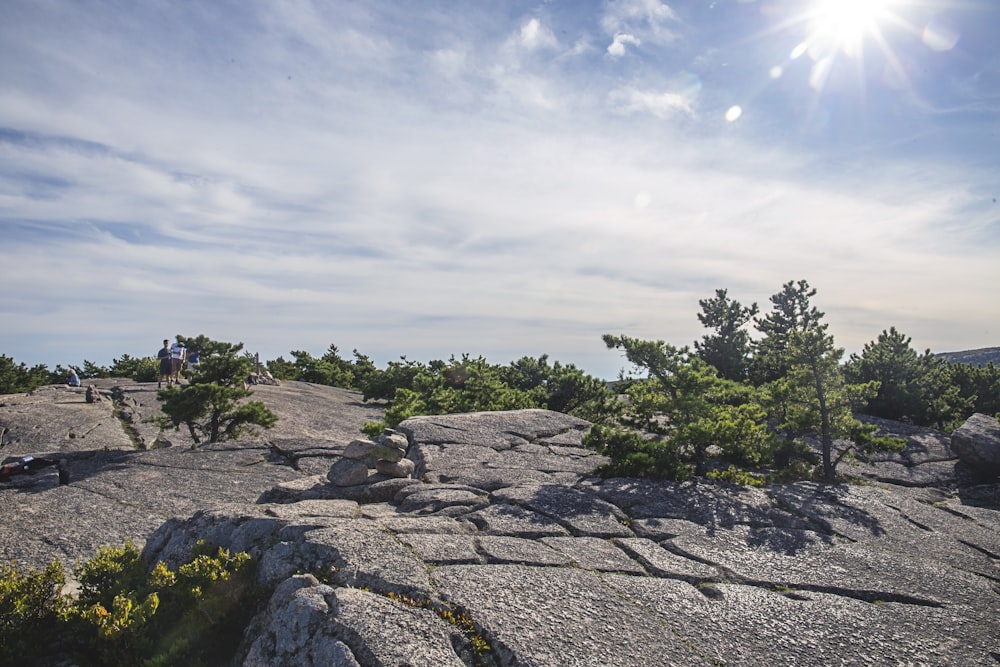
[812,361,834,480]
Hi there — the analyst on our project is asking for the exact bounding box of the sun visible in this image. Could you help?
[807,0,900,58]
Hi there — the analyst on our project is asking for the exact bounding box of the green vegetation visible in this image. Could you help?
[2,283,995,483]
[0,540,255,666]
[156,337,277,445]
[844,326,1000,430]
[357,353,619,435]
[592,280,906,482]
[591,336,770,479]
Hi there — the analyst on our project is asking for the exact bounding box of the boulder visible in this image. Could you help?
[375,457,415,478]
[951,413,1000,477]
[327,458,370,487]
[344,438,406,466]
[375,429,409,452]
[343,439,378,463]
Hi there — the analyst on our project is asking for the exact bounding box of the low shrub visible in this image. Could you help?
[0,540,256,666]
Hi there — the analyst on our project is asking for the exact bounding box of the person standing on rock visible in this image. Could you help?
[157,339,173,388]
[170,339,187,385]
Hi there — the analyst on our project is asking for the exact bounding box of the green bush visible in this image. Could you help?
[155,336,277,445]
[0,540,256,666]
[0,560,69,658]
[584,425,693,480]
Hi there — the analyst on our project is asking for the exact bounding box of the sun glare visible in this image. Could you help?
[808,0,898,58]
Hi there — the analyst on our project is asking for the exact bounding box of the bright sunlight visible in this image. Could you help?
[808,0,900,57]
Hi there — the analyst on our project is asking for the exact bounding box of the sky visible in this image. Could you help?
[1,0,998,380]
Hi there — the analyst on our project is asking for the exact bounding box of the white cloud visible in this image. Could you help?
[608,86,694,117]
[602,0,680,43]
[519,18,558,51]
[1,1,997,379]
[607,33,640,57]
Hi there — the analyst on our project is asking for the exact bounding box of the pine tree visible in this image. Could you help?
[756,282,903,479]
[694,288,758,382]
[157,336,276,444]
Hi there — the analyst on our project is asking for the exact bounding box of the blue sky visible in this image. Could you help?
[1,0,998,379]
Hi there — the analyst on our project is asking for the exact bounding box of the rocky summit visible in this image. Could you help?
[1,380,999,666]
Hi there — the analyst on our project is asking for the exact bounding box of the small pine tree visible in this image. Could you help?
[157,337,276,444]
[756,283,904,479]
[694,288,758,382]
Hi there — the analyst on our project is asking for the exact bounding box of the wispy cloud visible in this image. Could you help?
[0,0,997,377]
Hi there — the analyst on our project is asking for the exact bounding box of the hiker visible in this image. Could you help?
[157,339,172,387]
[244,372,259,391]
[67,369,81,387]
[170,339,187,384]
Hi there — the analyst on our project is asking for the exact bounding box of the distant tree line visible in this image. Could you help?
[2,284,997,482]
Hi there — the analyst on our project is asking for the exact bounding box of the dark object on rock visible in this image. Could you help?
[85,385,102,403]
[0,455,58,482]
[951,413,1000,478]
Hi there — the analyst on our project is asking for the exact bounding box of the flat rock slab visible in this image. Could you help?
[396,533,483,564]
[476,536,572,566]
[398,409,591,450]
[603,575,997,667]
[540,536,647,574]
[0,381,380,570]
[614,537,721,581]
[431,564,709,666]
[5,392,1000,666]
[466,503,570,538]
[327,586,467,667]
[491,483,633,537]
[0,384,135,454]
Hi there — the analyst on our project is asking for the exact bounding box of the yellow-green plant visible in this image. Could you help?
[0,560,68,657]
[0,540,255,666]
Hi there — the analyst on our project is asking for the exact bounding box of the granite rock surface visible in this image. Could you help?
[1,382,998,666]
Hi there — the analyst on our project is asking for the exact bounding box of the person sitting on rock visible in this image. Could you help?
[67,369,81,387]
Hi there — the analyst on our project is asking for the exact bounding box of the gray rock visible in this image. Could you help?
[397,487,490,516]
[540,536,647,574]
[396,533,483,564]
[327,458,369,487]
[242,574,360,667]
[325,587,466,667]
[375,457,415,478]
[951,413,1000,477]
[361,477,420,503]
[476,535,572,566]
[491,483,633,537]
[375,429,409,452]
[431,564,707,665]
[376,515,473,535]
[466,503,570,538]
[614,537,721,581]
[398,409,591,450]
[4,390,1000,666]
[342,439,377,462]
[344,438,406,465]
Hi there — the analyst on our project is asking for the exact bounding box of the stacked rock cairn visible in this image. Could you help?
[327,429,414,487]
